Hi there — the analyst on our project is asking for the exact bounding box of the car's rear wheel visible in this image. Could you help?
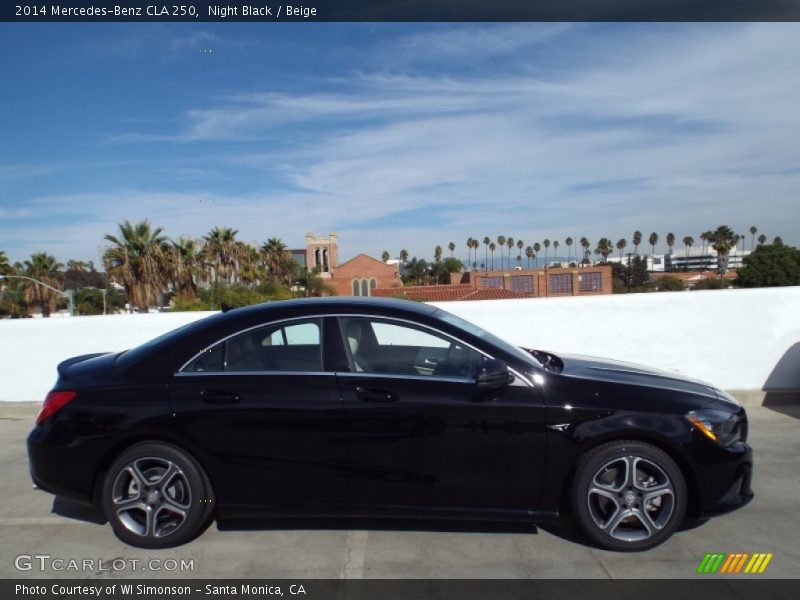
[102,442,214,548]
[571,440,686,551]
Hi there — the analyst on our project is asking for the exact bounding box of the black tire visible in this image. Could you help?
[570,440,686,552]
[102,442,215,548]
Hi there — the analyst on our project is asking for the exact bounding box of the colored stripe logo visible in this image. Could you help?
[696,552,773,574]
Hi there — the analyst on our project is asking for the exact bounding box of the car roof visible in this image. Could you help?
[225,296,440,319]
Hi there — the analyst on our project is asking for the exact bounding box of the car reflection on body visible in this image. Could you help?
[27,297,753,550]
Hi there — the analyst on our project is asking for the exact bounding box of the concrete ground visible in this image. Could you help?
[1,401,798,580]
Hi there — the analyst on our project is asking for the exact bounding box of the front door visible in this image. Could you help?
[335,316,547,513]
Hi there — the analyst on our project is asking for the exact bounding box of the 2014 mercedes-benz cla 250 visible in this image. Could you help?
[27,298,753,551]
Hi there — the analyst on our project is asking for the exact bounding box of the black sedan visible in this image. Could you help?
[27,297,752,551]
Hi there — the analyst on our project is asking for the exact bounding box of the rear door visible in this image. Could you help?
[169,317,348,512]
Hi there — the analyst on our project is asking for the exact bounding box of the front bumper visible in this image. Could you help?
[692,441,754,515]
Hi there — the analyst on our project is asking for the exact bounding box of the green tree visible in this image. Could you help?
[103,220,168,312]
[482,237,490,270]
[434,245,443,263]
[616,238,627,259]
[0,250,11,275]
[448,242,455,257]
[260,237,293,286]
[23,252,64,317]
[758,234,767,245]
[525,246,533,269]
[579,237,589,264]
[595,238,613,261]
[399,249,409,264]
[516,239,524,266]
[168,237,203,299]
[506,237,514,266]
[649,232,658,256]
[489,242,496,270]
[552,240,559,264]
[666,232,675,256]
[381,250,390,262]
[707,225,737,275]
[773,236,783,245]
[735,243,800,288]
[656,276,685,292]
[203,227,242,285]
[682,236,694,266]
[543,239,551,265]
[533,242,542,267]
[496,236,506,269]
[632,230,642,255]
[749,226,758,251]
[565,237,573,263]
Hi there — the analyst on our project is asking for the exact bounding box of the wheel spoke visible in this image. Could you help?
[631,508,655,535]
[115,497,145,514]
[157,461,180,491]
[161,495,189,516]
[623,456,637,488]
[644,487,674,504]
[605,508,631,534]
[589,486,621,505]
[143,506,155,537]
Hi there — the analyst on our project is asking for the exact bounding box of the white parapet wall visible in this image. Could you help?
[1,287,799,403]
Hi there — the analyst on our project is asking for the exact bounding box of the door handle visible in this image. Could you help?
[355,386,398,403]
[200,389,240,404]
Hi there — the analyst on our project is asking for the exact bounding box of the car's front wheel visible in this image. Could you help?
[571,440,686,551]
[102,442,214,548]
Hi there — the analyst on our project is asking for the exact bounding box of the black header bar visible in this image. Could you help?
[4,0,800,22]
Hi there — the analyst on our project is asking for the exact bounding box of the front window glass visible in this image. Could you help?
[340,317,484,378]
[432,308,535,365]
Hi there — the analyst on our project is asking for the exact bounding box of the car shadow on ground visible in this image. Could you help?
[761,341,800,419]
[52,496,106,525]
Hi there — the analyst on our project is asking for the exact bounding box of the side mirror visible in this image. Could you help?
[475,359,513,388]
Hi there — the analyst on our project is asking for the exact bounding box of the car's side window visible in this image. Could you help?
[227,319,322,372]
[340,317,484,378]
[183,319,323,373]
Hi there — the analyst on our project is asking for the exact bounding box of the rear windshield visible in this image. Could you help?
[115,321,198,366]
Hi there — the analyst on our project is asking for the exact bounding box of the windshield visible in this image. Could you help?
[432,308,536,366]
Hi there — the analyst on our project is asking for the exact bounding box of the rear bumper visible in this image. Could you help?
[27,426,96,506]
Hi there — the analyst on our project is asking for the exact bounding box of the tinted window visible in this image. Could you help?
[182,319,323,373]
[341,317,483,378]
[227,320,322,372]
[184,344,224,373]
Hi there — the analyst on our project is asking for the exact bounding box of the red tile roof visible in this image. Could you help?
[372,284,531,302]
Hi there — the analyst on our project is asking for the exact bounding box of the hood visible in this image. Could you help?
[556,352,718,399]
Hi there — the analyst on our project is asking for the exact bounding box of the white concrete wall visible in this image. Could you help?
[1,288,799,403]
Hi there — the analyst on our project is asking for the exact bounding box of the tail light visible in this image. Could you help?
[36,390,77,424]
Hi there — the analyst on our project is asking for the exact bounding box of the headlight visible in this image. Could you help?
[685,409,741,447]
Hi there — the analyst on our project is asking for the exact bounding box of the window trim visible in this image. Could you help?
[176,313,532,386]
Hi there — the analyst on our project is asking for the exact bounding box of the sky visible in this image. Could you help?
[1,22,799,265]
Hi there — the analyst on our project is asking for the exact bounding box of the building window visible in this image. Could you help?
[478,276,504,289]
[360,278,369,297]
[549,273,573,294]
[352,279,360,296]
[509,275,533,293]
[579,271,602,292]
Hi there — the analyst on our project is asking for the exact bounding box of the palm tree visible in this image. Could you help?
[632,231,642,255]
[482,237,490,270]
[238,243,264,285]
[533,242,542,267]
[579,237,590,264]
[543,239,551,266]
[773,236,783,245]
[565,237,574,263]
[448,242,455,258]
[757,234,767,245]
[466,237,474,268]
[749,226,758,251]
[649,232,658,256]
[525,246,533,269]
[553,240,560,263]
[203,227,241,285]
[400,249,409,264]
[497,236,506,270]
[169,237,203,298]
[682,235,694,267]
[381,250,390,262]
[472,239,480,269]
[260,237,292,286]
[595,238,613,261]
[489,242,496,270]
[666,232,675,255]
[0,250,11,275]
[516,239,524,267]
[616,238,627,259]
[707,226,738,276]
[22,252,64,317]
[104,219,169,312]
[434,245,443,263]
[506,237,514,268]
